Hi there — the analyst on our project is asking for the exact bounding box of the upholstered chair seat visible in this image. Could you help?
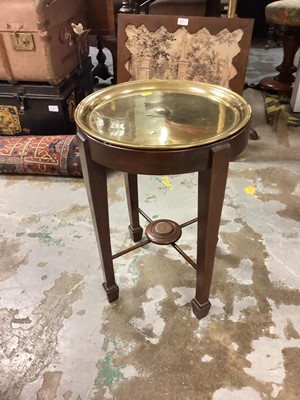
[259,0,300,102]
[265,0,300,26]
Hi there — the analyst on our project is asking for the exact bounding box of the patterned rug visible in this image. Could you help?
[264,93,300,127]
[0,135,82,177]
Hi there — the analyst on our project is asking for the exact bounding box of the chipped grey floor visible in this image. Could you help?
[1,51,300,399]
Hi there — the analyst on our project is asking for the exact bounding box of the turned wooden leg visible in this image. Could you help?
[276,27,300,83]
[119,1,134,13]
[259,26,300,103]
[192,143,231,319]
[92,36,113,82]
[77,132,119,302]
[124,173,143,242]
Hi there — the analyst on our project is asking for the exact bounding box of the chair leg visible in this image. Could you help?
[259,26,300,103]
[92,38,113,82]
[95,35,117,83]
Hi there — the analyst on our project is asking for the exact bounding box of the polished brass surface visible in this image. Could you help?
[75,80,251,150]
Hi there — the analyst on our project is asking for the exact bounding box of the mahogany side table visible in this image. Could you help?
[75,80,251,320]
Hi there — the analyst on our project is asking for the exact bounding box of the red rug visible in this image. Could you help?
[0,135,82,177]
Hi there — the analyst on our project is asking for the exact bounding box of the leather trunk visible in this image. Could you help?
[0,57,94,135]
[0,0,90,85]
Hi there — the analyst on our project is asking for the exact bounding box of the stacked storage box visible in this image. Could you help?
[0,0,93,136]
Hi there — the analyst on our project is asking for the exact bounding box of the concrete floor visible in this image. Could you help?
[1,45,300,399]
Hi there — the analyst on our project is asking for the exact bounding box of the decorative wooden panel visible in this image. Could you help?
[118,14,254,94]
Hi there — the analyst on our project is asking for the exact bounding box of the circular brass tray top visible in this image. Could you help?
[75,80,251,150]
